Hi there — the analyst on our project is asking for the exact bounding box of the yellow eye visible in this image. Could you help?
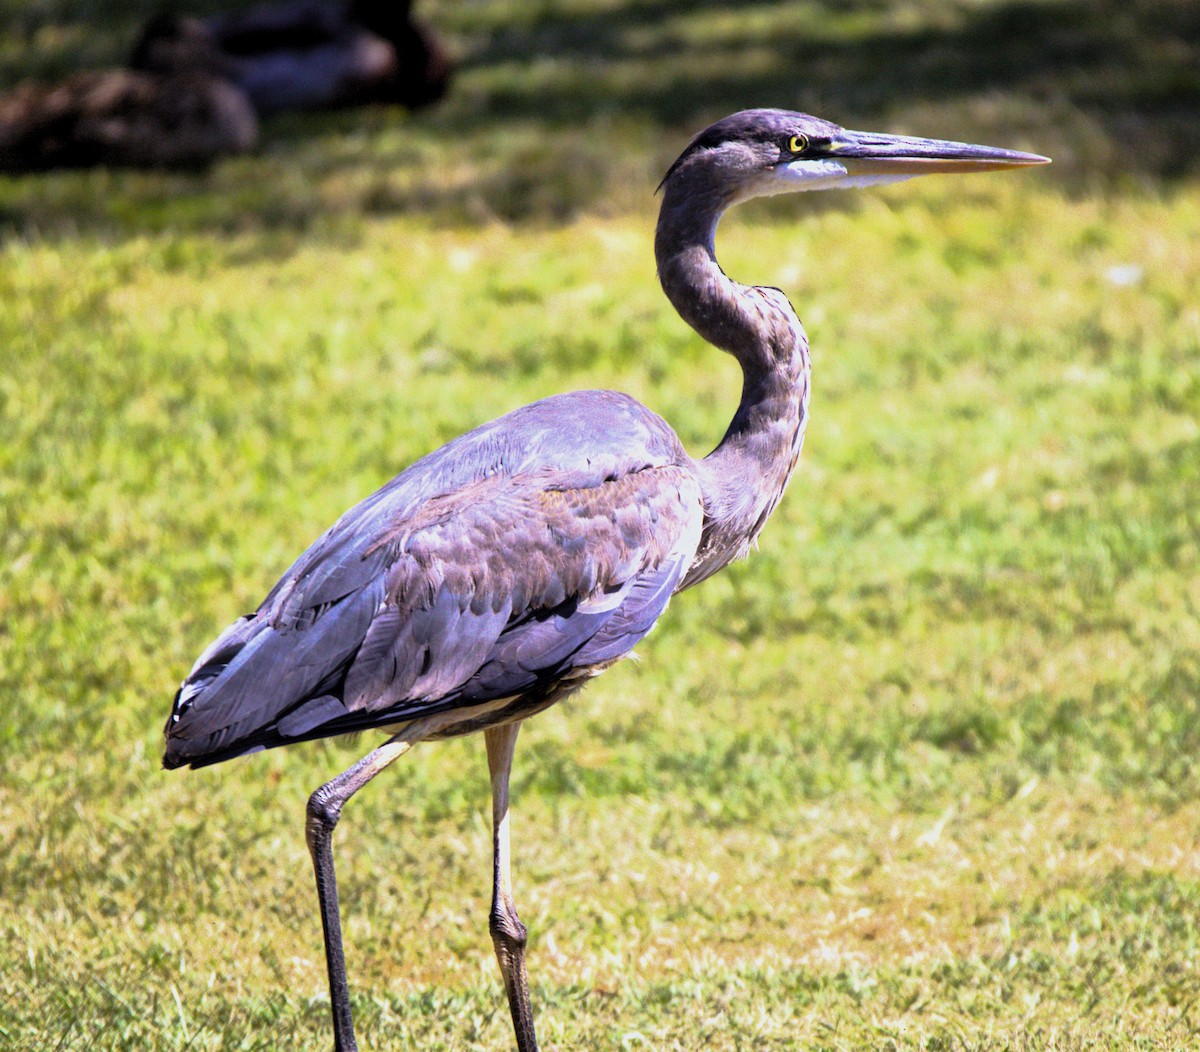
[788,134,810,154]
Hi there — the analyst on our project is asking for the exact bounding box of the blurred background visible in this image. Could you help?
[1,1,1198,1049]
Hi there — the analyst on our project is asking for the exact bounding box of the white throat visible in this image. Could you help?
[758,158,915,195]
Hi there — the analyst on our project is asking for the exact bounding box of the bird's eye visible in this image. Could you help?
[788,134,810,155]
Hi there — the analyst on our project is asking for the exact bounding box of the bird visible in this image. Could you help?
[131,0,453,118]
[0,67,257,172]
[164,108,1047,1051]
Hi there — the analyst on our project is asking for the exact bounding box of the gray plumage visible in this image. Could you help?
[164,389,703,767]
[164,109,1047,1052]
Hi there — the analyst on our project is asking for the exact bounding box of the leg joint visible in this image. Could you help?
[306,784,344,836]
[490,899,528,948]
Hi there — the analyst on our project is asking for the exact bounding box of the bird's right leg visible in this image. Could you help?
[485,721,539,1052]
[306,725,434,1052]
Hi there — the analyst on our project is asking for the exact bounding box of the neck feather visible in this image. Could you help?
[655,171,811,587]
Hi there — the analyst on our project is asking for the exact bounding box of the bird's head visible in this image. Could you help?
[659,109,1049,205]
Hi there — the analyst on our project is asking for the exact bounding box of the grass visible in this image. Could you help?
[2,0,1199,1048]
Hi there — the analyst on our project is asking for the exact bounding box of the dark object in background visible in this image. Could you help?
[0,69,257,172]
[132,0,453,117]
[0,0,451,172]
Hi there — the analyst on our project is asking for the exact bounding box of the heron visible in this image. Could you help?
[164,108,1047,1051]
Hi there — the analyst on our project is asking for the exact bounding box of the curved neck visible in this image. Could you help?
[655,172,811,586]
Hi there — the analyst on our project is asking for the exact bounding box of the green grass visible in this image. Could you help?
[2,0,1200,1049]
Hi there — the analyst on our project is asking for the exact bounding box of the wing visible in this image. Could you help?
[257,389,686,628]
[164,394,703,769]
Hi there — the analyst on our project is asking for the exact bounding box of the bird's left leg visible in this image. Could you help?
[307,723,436,1052]
[485,721,539,1052]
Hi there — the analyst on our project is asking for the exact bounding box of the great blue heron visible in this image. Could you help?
[164,109,1047,1051]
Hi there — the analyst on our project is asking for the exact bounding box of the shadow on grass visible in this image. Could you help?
[467,0,1196,150]
[0,0,1195,239]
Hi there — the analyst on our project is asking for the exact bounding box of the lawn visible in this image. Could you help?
[1,0,1199,1049]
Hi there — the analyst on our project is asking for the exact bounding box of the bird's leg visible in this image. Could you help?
[306,728,430,1052]
[485,722,539,1052]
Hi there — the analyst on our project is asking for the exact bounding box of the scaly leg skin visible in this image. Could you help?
[305,725,435,1052]
[485,722,539,1052]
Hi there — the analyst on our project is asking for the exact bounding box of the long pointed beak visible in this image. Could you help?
[829,130,1050,175]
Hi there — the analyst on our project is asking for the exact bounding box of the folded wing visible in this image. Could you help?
[164,395,703,769]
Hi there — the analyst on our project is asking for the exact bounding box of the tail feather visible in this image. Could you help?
[164,581,384,768]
